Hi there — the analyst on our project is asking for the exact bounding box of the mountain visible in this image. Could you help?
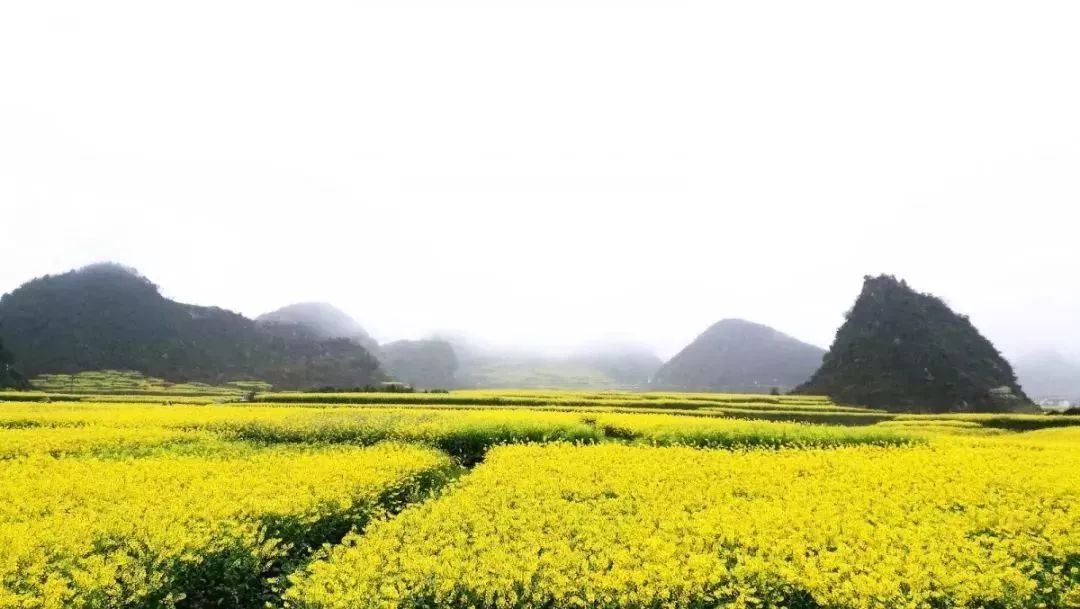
[652,319,825,393]
[1014,350,1080,400]
[0,334,27,389]
[256,309,463,389]
[795,275,1032,412]
[380,340,458,389]
[256,302,380,355]
[569,343,663,388]
[429,331,488,365]
[0,263,385,389]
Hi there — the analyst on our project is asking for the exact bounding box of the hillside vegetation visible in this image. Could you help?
[797,275,1033,412]
[0,264,384,389]
[28,369,269,396]
[256,302,381,356]
[0,335,26,389]
[258,306,466,390]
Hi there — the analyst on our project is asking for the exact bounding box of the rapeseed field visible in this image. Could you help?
[286,438,1080,609]
[0,394,1077,608]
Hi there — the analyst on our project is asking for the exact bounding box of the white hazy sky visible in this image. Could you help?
[1,0,1078,360]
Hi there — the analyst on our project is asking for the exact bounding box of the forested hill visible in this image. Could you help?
[0,263,384,389]
[651,319,825,393]
[796,275,1033,412]
[256,302,381,356]
[0,334,26,389]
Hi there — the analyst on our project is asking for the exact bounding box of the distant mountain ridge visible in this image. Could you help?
[651,319,825,393]
[256,302,381,355]
[381,339,458,389]
[0,265,1064,408]
[796,275,1033,412]
[258,306,461,389]
[0,263,385,389]
[1014,350,1080,401]
[0,334,26,389]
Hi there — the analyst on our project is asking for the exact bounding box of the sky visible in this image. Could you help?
[1,0,1078,361]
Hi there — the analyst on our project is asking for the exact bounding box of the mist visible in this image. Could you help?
[2,0,1079,366]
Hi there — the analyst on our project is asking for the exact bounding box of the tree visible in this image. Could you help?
[0,334,27,389]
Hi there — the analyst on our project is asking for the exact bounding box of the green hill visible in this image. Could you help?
[652,319,825,393]
[0,334,26,389]
[255,302,381,356]
[0,263,384,389]
[381,339,459,389]
[795,275,1033,412]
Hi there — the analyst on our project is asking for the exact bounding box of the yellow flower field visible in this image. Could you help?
[0,442,455,609]
[584,411,918,448]
[286,437,1080,609]
[0,397,1078,608]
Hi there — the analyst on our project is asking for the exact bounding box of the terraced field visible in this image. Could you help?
[0,391,1078,608]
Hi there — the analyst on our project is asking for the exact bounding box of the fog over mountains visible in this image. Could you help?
[1013,351,1080,401]
[0,263,1076,408]
[256,303,382,356]
[652,319,824,393]
[0,264,385,389]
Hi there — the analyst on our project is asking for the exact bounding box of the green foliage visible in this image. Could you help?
[255,302,381,356]
[0,334,26,389]
[306,384,415,394]
[796,275,1034,413]
[711,408,898,426]
[29,369,271,396]
[891,412,1080,432]
[202,409,604,466]
[252,389,860,411]
[583,412,920,449]
[0,264,384,389]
